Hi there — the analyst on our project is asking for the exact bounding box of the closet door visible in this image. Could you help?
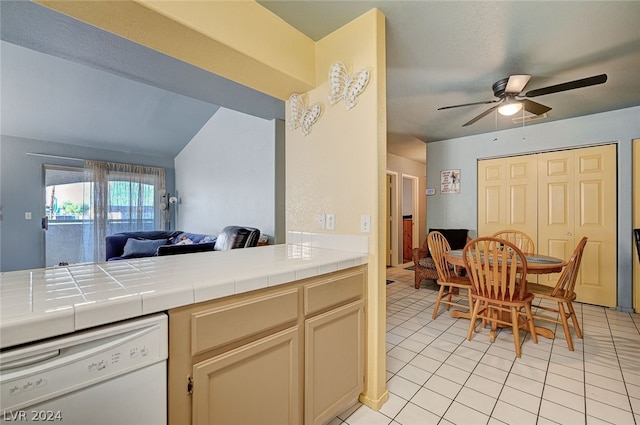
[538,145,617,307]
[537,150,576,286]
[505,156,537,240]
[477,156,537,240]
[478,158,507,237]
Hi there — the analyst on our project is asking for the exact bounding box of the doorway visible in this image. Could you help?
[44,165,86,267]
[402,175,419,265]
[386,172,420,267]
[386,172,397,267]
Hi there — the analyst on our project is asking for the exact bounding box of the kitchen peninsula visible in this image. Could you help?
[0,243,368,424]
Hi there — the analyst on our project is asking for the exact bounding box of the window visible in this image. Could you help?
[45,162,166,265]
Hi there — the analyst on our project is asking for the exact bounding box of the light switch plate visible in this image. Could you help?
[326,213,335,230]
[360,214,371,233]
[316,213,326,230]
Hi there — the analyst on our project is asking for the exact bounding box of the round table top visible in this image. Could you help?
[445,249,566,274]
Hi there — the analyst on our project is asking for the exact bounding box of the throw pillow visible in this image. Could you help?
[122,238,168,258]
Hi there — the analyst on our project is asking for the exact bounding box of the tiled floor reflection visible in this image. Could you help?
[330,265,640,425]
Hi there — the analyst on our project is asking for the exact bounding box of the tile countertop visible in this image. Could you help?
[0,244,368,349]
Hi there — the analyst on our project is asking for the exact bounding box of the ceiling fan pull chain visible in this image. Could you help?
[521,107,526,142]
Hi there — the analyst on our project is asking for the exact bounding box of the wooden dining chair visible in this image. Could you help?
[491,230,536,254]
[463,237,538,358]
[528,237,588,351]
[427,231,473,319]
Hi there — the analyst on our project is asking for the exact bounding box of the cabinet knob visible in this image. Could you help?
[567,232,572,236]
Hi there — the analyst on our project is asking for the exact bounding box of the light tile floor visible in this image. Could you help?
[330,265,640,425]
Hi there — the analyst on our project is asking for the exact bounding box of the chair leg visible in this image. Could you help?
[432,284,446,319]
[511,306,521,358]
[558,302,574,351]
[566,301,583,339]
[489,307,498,343]
[466,299,481,341]
[414,274,420,289]
[445,287,453,311]
[524,302,538,344]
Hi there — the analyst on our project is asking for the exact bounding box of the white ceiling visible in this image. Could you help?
[2,1,640,163]
[259,1,640,163]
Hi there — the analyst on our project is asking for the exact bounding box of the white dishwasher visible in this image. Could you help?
[0,313,167,424]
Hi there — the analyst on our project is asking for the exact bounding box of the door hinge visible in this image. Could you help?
[187,375,193,395]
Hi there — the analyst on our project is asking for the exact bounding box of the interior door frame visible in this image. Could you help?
[403,174,420,260]
[43,164,86,267]
[386,172,398,267]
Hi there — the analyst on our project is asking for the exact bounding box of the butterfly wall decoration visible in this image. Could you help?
[328,61,370,110]
[288,93,322,136]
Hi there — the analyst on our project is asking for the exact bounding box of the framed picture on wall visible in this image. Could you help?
[441,169,460,194]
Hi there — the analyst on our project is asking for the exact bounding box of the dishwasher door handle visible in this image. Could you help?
[0,349,60,371]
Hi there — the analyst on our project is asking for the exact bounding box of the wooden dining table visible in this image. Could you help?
[444,249,566,339]
[444,249,566,274]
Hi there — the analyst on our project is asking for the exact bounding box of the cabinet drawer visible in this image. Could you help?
[191,288,299,356]
[304,269,364,316]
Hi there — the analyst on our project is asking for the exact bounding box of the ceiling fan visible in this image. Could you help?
[438,73,607,127]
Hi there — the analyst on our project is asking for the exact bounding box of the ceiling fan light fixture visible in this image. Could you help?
[498,100,523,116]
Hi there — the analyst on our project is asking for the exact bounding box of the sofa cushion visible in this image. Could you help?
[122,238,168,258]
[417,257,438,270]
[170,232,217,245]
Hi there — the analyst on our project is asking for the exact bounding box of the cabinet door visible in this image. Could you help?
[304,300,364,425]
[192,327,300,425]
[403,219,413,261]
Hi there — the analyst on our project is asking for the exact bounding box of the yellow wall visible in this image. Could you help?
[285,9,388,408]
[36,0,315,99]
[37,0,389,410]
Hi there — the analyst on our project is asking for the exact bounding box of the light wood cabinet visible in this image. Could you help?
[403,218,413,262]
[168,266,365,425]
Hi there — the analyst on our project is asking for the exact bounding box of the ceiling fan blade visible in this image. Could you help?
[505,74,531,94]
[438,99,499,111]
[462,104,500,127]
[521,99,552,116]
[525,74,607,98]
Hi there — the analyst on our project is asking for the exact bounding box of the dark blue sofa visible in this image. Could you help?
[105,226,261,261]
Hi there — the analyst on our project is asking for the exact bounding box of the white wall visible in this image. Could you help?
[387,153,427,266]
[402,178,413,216]
[175,107,276,240]
[426,106,640,311]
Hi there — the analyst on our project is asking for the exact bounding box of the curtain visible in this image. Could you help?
[83,160,165,262]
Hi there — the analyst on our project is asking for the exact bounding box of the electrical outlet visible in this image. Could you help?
[326,213,335,230]
[24,212,32,220]
[316,213,326,230]
[360,214,371,233]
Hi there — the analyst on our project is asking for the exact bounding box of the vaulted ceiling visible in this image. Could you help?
[2,1,639,164]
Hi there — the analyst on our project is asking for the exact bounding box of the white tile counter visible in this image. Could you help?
[0,244,368,349]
